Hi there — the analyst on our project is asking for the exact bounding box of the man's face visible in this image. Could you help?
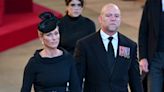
[99,5,121,33]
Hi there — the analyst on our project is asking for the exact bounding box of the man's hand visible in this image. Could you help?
[139,58,149,73]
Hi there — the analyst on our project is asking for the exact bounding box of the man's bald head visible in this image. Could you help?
[100,3,120,16]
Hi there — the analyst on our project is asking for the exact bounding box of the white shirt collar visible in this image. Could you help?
[100,29,118,57]
[100,29,118,41]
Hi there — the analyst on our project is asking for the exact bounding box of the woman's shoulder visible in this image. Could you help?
[80,15,94,23]
[60,48,73,58]
[28,49,42,63]
[60,48,75,62]
[59,14,67,20]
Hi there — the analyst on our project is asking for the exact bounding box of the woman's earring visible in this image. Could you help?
[41,41,44,45]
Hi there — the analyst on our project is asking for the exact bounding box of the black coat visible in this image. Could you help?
[139,0,161,61]
[21,49,81,92]
[74,31,143,92]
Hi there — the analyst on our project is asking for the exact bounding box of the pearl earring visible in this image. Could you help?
[41,41,44,44]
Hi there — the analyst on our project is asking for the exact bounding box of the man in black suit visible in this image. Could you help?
[74,3,143,92]
[139,0,164,92]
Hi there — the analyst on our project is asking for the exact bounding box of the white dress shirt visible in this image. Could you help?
[162,0,164,12]
[100,30,118,57]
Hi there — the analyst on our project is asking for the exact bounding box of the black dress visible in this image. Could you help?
[58,14,96,54]
[21,48,81,92]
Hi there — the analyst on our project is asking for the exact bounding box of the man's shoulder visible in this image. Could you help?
[76,32,99,46]
[119,33,137,46]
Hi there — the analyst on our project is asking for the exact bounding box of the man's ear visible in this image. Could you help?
[98,15,102,24]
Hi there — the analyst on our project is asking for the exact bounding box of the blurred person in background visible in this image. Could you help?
[58,0,96,55]
[139,0,164,92]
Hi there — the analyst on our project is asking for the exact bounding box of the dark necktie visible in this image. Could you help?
[107,37,115,68]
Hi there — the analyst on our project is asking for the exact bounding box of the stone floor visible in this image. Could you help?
[0,0,145,91]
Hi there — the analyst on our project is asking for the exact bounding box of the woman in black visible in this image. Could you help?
[58,0,96,54]
[21,12,80,92]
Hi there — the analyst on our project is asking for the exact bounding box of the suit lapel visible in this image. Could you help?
[91,31,112,78]
[109,33,129,78]
[91,32,131,79]
[116,33,128,58]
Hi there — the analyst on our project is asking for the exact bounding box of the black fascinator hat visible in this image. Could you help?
[38,12,59,33]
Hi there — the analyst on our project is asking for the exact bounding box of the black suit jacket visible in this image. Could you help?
[139,0,161,61]
[74,31,143,92]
